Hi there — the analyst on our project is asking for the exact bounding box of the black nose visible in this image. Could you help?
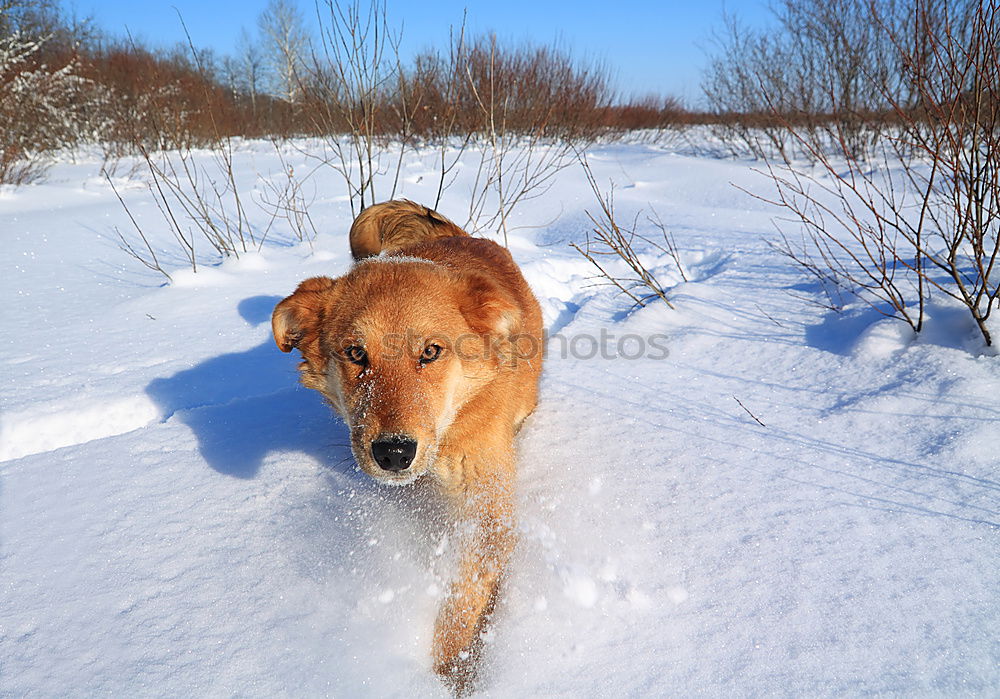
[371,436,418,472]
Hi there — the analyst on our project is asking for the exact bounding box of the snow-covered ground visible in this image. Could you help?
[2,140,997,696]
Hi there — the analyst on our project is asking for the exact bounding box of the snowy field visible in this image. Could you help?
[1,139,998,696]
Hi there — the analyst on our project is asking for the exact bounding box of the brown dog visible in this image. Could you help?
[272,200,543,688]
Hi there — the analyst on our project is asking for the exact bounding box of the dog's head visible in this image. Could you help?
[272,258,524,485]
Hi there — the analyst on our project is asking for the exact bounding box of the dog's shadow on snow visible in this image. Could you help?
[145,295,357,480]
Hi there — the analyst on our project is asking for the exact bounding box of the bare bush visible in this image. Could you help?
[255,140,319,249]
[297,2,613,240]
[112,138,262,277]
[0,4,104,184]
[459,35,609,242]
[296,0,408,216]
[702,0,900,160]
[571,155,684,310]
[83,41,251,153]
[753,0,1000,345]
[603,94,682,131]
[405,22,473,210]
[108,28,269,279]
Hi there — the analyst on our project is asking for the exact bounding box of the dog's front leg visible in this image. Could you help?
[432,483,515,688]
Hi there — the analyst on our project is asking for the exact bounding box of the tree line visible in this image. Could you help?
[0,0,692,184]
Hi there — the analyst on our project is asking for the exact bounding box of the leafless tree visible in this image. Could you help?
[235,28,265,115]
[258,0,309,104]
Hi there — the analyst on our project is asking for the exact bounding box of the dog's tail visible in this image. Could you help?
[349,199,469,260]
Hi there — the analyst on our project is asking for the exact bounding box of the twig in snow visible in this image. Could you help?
[733,395,766,427]
[754,303,786,328]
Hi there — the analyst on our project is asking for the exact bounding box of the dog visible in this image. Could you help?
[271,200,543,689]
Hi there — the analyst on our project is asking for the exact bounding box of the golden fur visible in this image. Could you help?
[272,200,543,690]
[348,198,469,260]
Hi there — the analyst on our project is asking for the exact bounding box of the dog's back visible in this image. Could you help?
[349,199,468,260]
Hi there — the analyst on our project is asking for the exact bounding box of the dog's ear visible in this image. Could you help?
[272,276,340,353]
[458,271,521,339]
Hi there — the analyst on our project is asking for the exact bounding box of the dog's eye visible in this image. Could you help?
[344,345,368,365]
[420,344,443,364]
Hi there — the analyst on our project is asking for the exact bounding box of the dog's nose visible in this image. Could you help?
[371,436,418,472]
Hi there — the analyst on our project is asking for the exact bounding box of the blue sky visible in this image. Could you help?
[61,0,773,105]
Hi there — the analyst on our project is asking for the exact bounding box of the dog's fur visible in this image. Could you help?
[272,200,543,689]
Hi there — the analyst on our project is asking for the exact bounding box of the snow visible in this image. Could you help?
[1,140,997,696]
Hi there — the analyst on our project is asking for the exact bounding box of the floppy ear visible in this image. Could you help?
[272,276,340,353]
[458,271,521,338]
